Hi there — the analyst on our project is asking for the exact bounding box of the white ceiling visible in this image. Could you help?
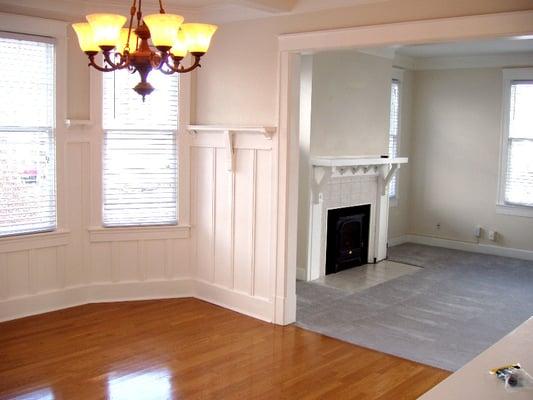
[0,0,386,23]
[395,37,533,58]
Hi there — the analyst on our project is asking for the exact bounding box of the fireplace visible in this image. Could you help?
[304,156,407,281]
[326,204,370,275]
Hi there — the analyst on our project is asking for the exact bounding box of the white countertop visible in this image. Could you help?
[419,316,533,399]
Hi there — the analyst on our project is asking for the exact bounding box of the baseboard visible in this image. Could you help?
[389,234,533,261]
[87,279,194,302]
[0,278,193,323]
[273,293,297,326]
[0,286,88,323]
[388,235,410,247]
[296,267,307,281]
[193,279,273,323]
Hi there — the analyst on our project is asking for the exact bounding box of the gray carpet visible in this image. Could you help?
[296,243,533,371]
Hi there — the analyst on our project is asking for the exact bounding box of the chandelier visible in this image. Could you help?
[72,0,218,100]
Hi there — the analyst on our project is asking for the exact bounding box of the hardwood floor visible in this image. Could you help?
[0,299,449,399]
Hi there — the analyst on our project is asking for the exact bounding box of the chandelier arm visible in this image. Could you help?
[150,51,169,70]
[103,51,130,70]
[176,55,202,73]
[88,54,118,72]
[160,63,175,75]
[159,0,165,13]
[163,55,202,74]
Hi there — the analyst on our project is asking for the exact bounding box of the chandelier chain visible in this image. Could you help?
[125,0,137,53]
[136,0,143,28]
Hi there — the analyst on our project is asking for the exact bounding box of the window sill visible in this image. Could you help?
[88,225,190,242]
[0,229,71,253]
[496,204,533,218]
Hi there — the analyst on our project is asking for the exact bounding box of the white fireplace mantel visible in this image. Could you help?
[306,155,409,281]
[311,156,408,198]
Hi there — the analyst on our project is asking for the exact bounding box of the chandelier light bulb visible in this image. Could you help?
[170,30,188,58]
[86,13,127,50]
[181,23,218,54]
[143,13,185,51]
[72,22,100,53]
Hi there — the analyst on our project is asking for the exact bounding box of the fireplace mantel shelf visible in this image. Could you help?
[311,156,408,168]
[311,156,409,198]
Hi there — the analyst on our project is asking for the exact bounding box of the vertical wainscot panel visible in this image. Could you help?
[253,150,272,299]
[90,242,112,283]
[34,247,59,293]
[193,147,215,282]
[6,251,30,298]
[143,240,166,280]
[173,238,190,278]
[113,241,139,282]
[233,149,254,294]
[214,147,233,288]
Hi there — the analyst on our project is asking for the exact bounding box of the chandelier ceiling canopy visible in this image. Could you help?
[73,0,218,100]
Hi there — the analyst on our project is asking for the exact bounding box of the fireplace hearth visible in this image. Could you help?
[326,204,370,275]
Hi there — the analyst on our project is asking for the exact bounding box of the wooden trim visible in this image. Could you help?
[0,13,67,38]
[278,11,533,52]
[88,225,190,242]
[0,230,70,253]
[188,125,276,139]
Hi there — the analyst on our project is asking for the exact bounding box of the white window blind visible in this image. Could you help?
[0,35,56,237]
[388,79,400,198]
[102,69,179,227]
[504,81,533,206]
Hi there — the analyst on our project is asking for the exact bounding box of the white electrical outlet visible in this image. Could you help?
[488,230,497,241]
[474,225,482,238]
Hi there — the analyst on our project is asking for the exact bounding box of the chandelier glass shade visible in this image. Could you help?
[73,0,218,100]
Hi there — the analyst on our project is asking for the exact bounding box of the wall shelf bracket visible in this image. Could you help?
[187,125,277,172]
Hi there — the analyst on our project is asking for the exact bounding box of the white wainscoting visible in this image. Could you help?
[0,129,278,323]
[0,135,193,322]
[189,131,275,322]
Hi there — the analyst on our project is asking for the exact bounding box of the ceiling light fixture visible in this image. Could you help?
[73,0,218,100]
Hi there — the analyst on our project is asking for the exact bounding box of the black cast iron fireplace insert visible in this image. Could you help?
[325,204,370,275]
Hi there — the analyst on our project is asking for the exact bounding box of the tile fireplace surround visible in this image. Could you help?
[307,156,408,281]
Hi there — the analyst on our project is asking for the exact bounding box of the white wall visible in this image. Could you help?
[310,51,392,157]
[407,67,533,251]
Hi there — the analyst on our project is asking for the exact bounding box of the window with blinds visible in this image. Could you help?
[102,69,179,227]
[504,81,533,207]
[0,35,56,237]
[388,79,400,199]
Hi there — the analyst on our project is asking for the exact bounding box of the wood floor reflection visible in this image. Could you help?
[0,299,449,399]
